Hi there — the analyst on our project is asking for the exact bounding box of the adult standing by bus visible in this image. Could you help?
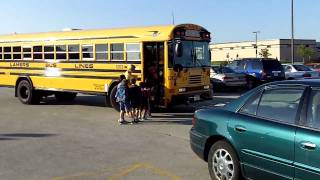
[125,65,137,80]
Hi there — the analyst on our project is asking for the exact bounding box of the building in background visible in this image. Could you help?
[210,39,319,63]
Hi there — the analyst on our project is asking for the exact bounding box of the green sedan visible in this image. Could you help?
[190,79,320,180]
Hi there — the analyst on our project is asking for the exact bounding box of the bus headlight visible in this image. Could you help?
[204,85,210,90]
[178,88,186,93]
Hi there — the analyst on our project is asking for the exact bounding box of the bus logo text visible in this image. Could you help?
[10,62,29,68]
[75,63,94,69]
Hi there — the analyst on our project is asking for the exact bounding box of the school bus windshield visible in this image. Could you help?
[169,40,211,68]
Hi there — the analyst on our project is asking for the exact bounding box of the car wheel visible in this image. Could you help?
[208,141,241,180]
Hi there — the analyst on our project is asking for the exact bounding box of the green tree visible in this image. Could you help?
[259,48,272,58]
[297,45,316,63]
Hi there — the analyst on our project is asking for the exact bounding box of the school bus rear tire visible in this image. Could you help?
[17,80,41,104]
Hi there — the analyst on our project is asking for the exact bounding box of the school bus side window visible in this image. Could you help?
[126,43,140,61]
[23,47,32,60]
[12,46,21,60]
[82,45,94,60]
[56,45,67,60]
[0,47,2,60]
[111,43,124,61]
[33,46,43,60]
[4,47,12,60]
[44,45,54,60]
[68,45,80,61]
[96,44,108,61]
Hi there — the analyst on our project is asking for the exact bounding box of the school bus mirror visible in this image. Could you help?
[175,42,183,57]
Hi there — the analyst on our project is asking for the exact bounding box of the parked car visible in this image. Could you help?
[305,63,320,72]
[282,64,319,80]
[210,66,247,88]
[190,79,320,180]
[226,58,285,89]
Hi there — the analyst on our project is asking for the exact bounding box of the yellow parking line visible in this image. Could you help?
[107,163,145,180]
[52,162,183,180]
[143,163,182,180]
[108,163,182,180]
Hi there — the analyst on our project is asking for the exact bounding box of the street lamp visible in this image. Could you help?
[253,31,260,58]
[291,0,295,64]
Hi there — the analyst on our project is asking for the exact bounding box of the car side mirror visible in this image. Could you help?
[173,64,183,72]
[175,42,183,57]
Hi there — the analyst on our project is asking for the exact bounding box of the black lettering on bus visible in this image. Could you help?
[75,63,94,69]
[45,63,57,68]
[10,62,30,68]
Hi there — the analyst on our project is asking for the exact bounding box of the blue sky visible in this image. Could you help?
[1,0,319,43]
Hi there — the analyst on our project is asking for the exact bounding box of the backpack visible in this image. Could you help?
[115,83,127,102]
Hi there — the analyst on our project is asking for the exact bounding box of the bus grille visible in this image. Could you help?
[189,75,202,84]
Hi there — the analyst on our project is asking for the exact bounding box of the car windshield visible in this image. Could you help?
[213,66,235,74]
[293,65,312,71]
[169,41,210,68]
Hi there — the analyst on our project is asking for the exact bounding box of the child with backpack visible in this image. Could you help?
[128,78,141,123]
[115,78,130,124]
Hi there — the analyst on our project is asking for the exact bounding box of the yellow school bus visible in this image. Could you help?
[0,24,211,109]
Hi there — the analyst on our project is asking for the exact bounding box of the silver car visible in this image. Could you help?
[210,66,247,87]
[283,64,320,80]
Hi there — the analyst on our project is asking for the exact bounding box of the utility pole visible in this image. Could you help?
[291,0,295,64]
[253,31,260,58]
[172,11,175,25]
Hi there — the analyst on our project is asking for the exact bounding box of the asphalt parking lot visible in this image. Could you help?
[0,88,242,180]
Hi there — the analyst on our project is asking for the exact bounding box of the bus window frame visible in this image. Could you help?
[68,44,80,61]
[3,46,12,60]
[82,44,94,61]
[110,43,125,61]
[95,44,109,61]
[44,45,55,61]
[126,43,141,62]
[12,46,22,60]
[55,45,67,60]
[33,45,43,61]
[22,46,32,60]
[0,47,2,60]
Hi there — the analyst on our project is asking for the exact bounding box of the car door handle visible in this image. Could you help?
[301,142,317,150]
[235,126,247,133]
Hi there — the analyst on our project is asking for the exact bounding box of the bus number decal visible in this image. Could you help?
[115,65,124,70]
[10,62,29,68]
[75,63,94,69]
[93,84,104,91]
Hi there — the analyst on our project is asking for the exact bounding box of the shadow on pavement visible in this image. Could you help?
[39,95,107,107]
[140,120,192,125]
[0,133,57,141]
[0,137,19,141]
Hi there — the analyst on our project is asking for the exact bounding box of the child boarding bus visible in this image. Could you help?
[0,24,211,110]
